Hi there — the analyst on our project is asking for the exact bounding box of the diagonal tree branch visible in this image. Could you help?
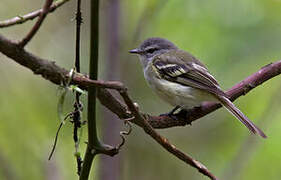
[18,0,53,48]
[0,0,71,28]
[119,90,219,180]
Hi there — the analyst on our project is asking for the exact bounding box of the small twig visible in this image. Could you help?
[17,0,53,48]
[119,90,219,180]
[49,107,83,161]
[48,122,63,160]
[0,0,70,28]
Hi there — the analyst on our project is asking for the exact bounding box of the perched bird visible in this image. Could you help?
[129,37,266,138]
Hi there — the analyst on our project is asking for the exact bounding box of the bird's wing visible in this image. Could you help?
[152,50,226,96]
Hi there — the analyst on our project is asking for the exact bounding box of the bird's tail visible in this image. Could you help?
[217,95,267,138]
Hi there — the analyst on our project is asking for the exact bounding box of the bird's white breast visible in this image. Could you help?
[144,61,217,109]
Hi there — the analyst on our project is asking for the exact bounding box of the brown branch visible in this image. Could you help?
[0,0,70,28]
[72,75,126,91]
[119,90,219,180]
[1,33,281,129]
[0,34,125,91]
[18,0,53,48]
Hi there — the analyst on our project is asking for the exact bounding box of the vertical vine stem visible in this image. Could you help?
[73,0,83,175]
[80,0,100,179]
[75,0,82,74]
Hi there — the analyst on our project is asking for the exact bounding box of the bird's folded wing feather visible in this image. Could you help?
[153,51,226,96]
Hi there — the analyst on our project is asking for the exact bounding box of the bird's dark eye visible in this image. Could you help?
[146,48,157,54]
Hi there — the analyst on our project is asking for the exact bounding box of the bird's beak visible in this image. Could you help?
[129,48,141,54]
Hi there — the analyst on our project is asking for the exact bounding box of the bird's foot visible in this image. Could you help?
[175,106,202,125]
[159,106,181,120]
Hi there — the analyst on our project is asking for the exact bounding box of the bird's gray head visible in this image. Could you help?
[129,37,178,67]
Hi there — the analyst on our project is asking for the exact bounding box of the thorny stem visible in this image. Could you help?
[73,0,83,175]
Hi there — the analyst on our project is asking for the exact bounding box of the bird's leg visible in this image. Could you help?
[174,106,202,125]
[169,105,181,115]
[160,105,181,119]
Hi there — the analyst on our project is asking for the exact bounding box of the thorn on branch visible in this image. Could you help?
[75,11,83,24]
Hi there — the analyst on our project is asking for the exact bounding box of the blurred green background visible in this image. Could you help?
[1,0,281,179]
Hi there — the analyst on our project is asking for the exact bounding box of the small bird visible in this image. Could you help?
[129,37,266,138]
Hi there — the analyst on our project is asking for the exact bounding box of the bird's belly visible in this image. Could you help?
[145,75,217,109]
